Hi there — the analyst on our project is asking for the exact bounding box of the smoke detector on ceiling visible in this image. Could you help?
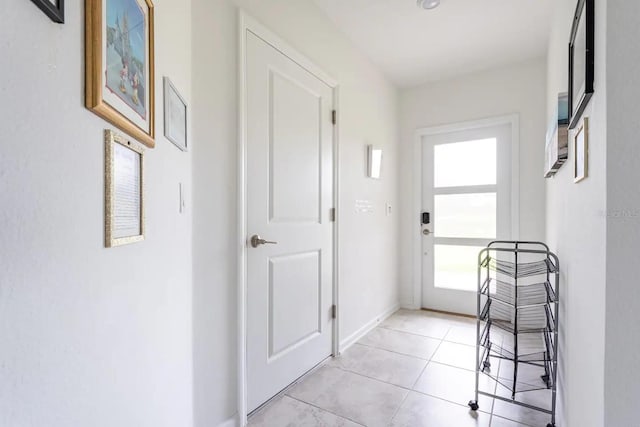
[417,0,441,9]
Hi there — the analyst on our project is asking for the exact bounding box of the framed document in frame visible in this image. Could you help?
[574,118,589,183]
[163,77,188,151]
[104,129,145,247]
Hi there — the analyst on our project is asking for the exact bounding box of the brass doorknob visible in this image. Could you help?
[250,234,278,248]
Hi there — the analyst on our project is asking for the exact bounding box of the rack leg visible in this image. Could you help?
[549,382,557,427]
[470,258,483,412]
[469,316,480,411]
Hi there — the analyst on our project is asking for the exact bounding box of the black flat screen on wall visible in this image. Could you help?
[568,0,594,129]
[31,0,64,24]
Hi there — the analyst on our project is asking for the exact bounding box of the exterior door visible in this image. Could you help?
[421,123,513,315]
[246,31,335,412]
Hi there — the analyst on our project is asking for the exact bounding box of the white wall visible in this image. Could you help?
[545,0,607,426]
[0,0,194,426]
[0,1,399,425]
[1,1,399,426]
[604,1,640,425]
[398,60,548,308]
[190,1,400,425]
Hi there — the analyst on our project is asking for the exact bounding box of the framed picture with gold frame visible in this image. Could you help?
[105,129,145,247]
[574,118,589,183]
[86,0,155,148]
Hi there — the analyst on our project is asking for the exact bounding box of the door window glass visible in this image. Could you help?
[434,193,496,239]
[434,245,484,291]
[434,139,496,187]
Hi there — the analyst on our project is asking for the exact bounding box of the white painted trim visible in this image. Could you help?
[332,90,341,357]
[218,414,238,427]
[510,115,521,240]
[339,303,400,353]
[240,13,337,88]
[237,10,340,427]
[411,138,423,309]
[414,114,519,138]
[401,302,422,310]
[237,11,248,427]
[411,114,521,310]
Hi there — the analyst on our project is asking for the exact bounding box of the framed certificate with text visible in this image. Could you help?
[104,129,145,247]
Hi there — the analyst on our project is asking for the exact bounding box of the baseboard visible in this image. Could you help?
[339,303,400,353]
[218,414,238,427]
[400,301,421,310]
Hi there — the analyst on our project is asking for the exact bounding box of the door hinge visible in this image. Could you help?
[330,207,336,222]
[331,110,337,125]
[331,304,337,319]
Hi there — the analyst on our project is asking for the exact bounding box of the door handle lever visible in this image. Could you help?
[250,234,278,248]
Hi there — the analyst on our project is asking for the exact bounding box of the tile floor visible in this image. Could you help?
[248,309,553,427]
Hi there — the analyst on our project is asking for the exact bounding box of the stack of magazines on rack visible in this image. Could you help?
[468,241,560,427]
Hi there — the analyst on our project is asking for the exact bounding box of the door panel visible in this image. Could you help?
[421,123,512,315]
[269,70,322,223]
[246,31,334,412]
[269,251,322,359]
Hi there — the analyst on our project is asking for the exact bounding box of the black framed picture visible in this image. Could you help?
[30,0,64,23]
[568,0,594,129]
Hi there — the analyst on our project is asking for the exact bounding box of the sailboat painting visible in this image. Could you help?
[105,0,148,119]
[86,0,155,148]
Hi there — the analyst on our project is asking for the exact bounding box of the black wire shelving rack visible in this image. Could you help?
[468,241,560,427]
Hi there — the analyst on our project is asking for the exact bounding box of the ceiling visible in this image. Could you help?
[312,0,554,88]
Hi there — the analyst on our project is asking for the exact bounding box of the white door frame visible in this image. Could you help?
[410,115,520,310]
[237,11,340,426]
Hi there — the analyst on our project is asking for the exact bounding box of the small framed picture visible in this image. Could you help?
[105,129,145,247]
[544,92,570,177]
[574,118,589,183]
[31,0,64,23]
[163,77,188,151]
[568,0,594,129]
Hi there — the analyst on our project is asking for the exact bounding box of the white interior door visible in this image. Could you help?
[246,31,334,412]
[421,123,514,315]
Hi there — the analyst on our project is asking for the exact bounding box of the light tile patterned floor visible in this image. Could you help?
[248,309,553,427]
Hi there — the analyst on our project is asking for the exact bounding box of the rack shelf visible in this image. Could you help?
[481,329,554,363]
[480,278,558,307]
[479,298,556,334]
[469,241,560,427]
[480,256,559,278]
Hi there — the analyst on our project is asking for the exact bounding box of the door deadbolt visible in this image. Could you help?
[250,234,278,248]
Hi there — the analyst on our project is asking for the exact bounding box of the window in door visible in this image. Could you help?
[433,138,498,291]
